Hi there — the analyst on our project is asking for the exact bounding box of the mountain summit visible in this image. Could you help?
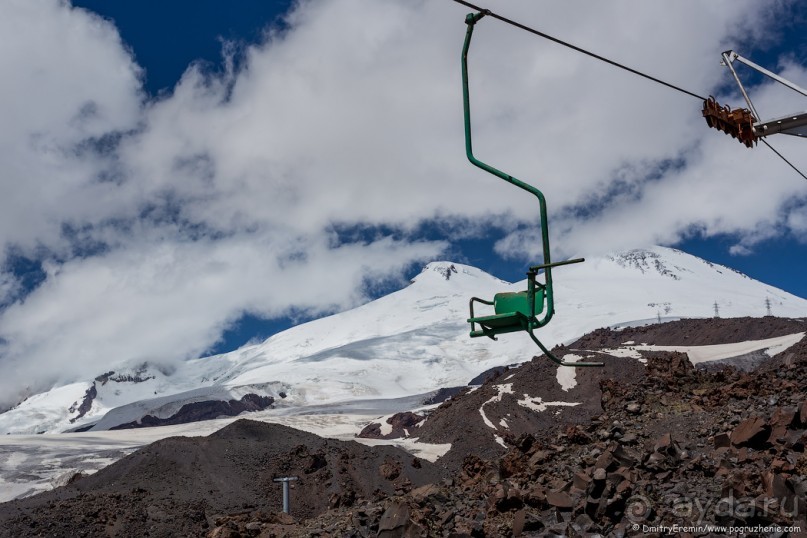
[1,246,805,435]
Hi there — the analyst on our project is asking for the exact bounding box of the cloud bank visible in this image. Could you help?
[0,0,805,406]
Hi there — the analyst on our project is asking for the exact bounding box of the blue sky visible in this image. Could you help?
[1,0,806,405]
[74,0,807,350]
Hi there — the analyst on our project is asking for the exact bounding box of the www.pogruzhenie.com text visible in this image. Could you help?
[638,524,801,535]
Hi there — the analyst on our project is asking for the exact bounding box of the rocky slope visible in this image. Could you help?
[0,421,444,537]
[1,317,806,537]
[308,318,807,536]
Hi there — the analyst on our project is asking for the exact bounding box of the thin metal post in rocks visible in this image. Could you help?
[273,476,299,514]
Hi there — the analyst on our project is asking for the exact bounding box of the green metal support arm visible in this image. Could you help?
[525,327,605,368]
[462,11,556,328]
[462,12,603,368]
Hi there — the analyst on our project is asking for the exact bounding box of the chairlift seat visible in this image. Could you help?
[468,289,545,337]
[494,290,543,317]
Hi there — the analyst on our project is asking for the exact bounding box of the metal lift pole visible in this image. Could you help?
[273,476,298,514]
[462,11,558,328]
[461,12,602,368]
[721,51,760,121]
[720,51,807,139]
[723,51,807,98]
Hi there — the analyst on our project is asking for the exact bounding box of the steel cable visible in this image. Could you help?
[452,0,807,182]
[451,0,706,101]
[761,139,807,182]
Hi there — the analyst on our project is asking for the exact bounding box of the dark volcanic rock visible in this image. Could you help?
[420,386,466,405]
[730,416,770,448]
[110,393,275,429]
[467,365,513,385]
[571,316,806,348]
[415,345,646,468]
[0,420,445,538]
[3,316,806,537]
[67,382,97,423]
[357,412,424,440]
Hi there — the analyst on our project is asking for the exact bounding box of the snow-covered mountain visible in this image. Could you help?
[2,246,806,435]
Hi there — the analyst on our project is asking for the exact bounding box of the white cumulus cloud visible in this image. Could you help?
[0,0,805,407]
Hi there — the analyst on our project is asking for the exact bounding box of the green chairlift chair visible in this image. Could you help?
[462,11,602,368]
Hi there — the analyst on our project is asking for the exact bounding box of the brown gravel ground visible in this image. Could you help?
[1,316,805,537]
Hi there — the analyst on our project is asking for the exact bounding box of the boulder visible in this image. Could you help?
[730,417,770,448]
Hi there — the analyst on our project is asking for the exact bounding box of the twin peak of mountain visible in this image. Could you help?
[413,246,713,286]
